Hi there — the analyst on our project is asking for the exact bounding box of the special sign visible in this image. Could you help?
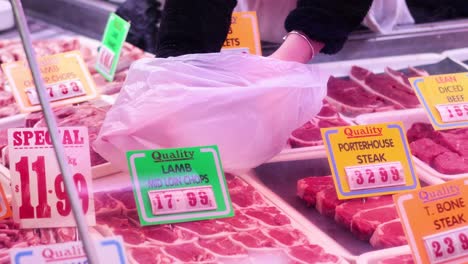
[394,178,468,264]
[322,122,420,199]
[410,72,468,130]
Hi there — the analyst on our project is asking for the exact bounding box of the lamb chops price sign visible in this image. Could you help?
[127,146,234,226]
[1,51,99,113]
[7,127,95,228]
[321,122,420,199]
[410,72,468,130]
[394,178,468,264]
[95,13,130,82]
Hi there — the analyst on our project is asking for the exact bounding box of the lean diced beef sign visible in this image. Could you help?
[90,174,343,263]
[297,175,407,249]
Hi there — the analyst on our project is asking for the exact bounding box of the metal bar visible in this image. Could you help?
[9,1,99,263]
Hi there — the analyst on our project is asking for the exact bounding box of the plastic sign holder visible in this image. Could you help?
[1,51,99,113]
[95,13,130,82]
[10,236,126,264]
[221,11,261,55]
[394,178,468,264]
[410,72,468,130]
[127,145,234,226]
[7,127,95,228]
[321,122,420,199]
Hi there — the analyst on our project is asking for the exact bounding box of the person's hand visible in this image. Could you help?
[269,32,324,63]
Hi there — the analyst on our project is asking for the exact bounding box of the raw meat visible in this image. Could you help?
[406,122,435,143]
[93,192,122,216]
[377,254,414,264]
[288,244,340,264]
[108,188,137,211]
[315,188,343,218]
[31,103,109,166]
[163,242,216,263]
[334,196,394,229]
[409,138,449,164]
[92,174,342,264]
[432,151,468,174]
[350,204,399,240]
[370,219,406,248]
[297,176,334,207]
[350,66,420,108]
[289,103,350,148]
[384,66,428,88]
[326,76,396,117]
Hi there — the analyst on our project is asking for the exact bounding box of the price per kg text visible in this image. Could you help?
[25,80,85,105]
[345,162,405,191]
[424,226,468,263]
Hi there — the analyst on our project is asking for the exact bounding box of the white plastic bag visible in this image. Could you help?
[363,0,415,34]
[93,53,326,172]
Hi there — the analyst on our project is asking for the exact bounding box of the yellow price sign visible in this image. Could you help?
[321,122,420,200]
[221,11,261,56]
[1,51,99,112]
[394,178,468,264]
[410,72,468,130]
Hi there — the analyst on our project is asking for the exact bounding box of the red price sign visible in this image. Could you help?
[345,162,405,191]
[149,186,217,216]
[25,80,85,106]
[424,226,468,263]
[436,103,468,123]
[7,127,95,228]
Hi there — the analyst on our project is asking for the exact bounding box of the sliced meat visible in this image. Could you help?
[163,242,217,263]
[334,196,394,229]
[350,204,399,241]
[409,138,450,165]
[370,219,407,249]
[406,122,435,143]
[175,220,235,238]
[230,230,276,248]
[266,226,308,247]
[432,151,468,174]
[297,176,334,207]
[316,188,343,218]
[243,207,291,227]
[377,254,414,264]
[288,244,340,264]
[129,247,174,264]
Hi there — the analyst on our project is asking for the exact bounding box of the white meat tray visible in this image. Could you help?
[442,48,468,70]
[92,171,351,264]
[356,245,412,264]
[355,108,465,183]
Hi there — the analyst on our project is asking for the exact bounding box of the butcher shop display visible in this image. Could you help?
[297,176,407,249]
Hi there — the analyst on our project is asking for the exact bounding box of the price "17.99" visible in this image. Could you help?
[15,156,89,219]
[149,186,217,216]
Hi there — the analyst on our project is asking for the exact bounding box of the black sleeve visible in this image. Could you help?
[115,0,161,54]
[285,0,373,55]
[156,0,237,58]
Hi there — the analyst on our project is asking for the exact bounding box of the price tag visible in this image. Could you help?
[127,146,234,226]
[394,178,468,264]
[410,73,468,130]
[221,11,261,55]
[10,236,126,264]
[95,13,130,82]
[321,122,420,199]
[1,51,99,112]
[7,127,95,228]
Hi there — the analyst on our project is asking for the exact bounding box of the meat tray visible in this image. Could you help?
[272,53,467,165]
[245,158,439,262]
[92,171,351,263]
[356,245,412,264]
[355,109,467,182]
[442,47,468,69]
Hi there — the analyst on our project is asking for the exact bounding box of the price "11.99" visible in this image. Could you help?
[345,162,406,191]
[424,226,468,263]
[15,156,89,219]
[149,186,217,216]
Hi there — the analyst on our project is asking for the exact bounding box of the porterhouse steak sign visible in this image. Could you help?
[127,145,234,226]
[7,127,95,228]
[321,122,420,199]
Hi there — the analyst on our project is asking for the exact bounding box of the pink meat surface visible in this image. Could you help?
[370,219,406,248]
[432,151,468,174]
[288,244,340,264]
[266,226,308,247]
[326,76,395,117]
[144,225,195,244]
[351,205,399,240]
[297,176,334,207]
[129,247,174,264]
[409,138,450,164]
[350,66,420,108]
[243,206,291,227]
[316,188,343,218]
[108,188,137,211]
[334,196,394,229]
[163,243,216,263]
[198,237,247,256]
[231,230,276,248]
[175,220,235,238]
[406,123,435,143]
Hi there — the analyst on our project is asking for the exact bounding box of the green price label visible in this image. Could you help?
[95,13,130,82]
[127,146,234,226]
